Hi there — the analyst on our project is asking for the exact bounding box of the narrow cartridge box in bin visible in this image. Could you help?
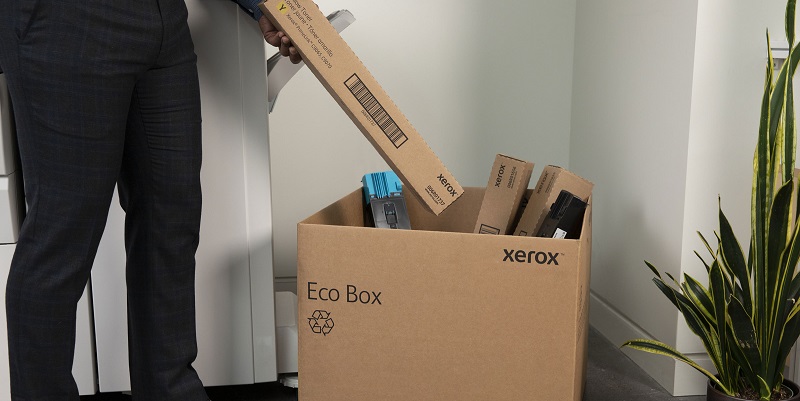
[296,187,592,401]
[473,154,534,235]
[260,0,463,215]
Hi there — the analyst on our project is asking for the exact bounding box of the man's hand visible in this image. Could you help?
[259,15,302,64]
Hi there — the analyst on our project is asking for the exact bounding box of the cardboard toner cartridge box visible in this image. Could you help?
[297,187,592,400]
[260,0,463,215]
[473,154,534,235]
[514,165,593,236]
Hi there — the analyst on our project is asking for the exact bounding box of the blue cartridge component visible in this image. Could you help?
[362,170,403,204]
[362,171,411,230]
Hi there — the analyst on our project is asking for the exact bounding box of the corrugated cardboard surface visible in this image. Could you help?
[260,0,463,215]
[297,187,591,400]
[473,154,534,235]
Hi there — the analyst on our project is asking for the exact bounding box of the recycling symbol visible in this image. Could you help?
[308,310,335,336]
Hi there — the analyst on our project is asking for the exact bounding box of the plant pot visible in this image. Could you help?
[707,379,800,401]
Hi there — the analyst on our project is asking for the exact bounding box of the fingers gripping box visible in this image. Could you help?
[260,0,463,215]
[297,188,592,401]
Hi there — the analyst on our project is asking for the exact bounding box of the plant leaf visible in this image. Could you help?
[652,277,680,310]
[789,274,800,307]
[777,311,800,386]
[785,216,800,308]
[694,250,712,273]
[674,288,724,372]
[777,283,800,378]
[771,219,800,382]
[785,53,796,185]
[644,260,663,280]
[753,32,774,337]
[719,206,752,314]
[682,274,715,321]
[665,271,679,285]
[698,230,716,260]
[726,338,760,394]
[758,376,772,401]
[767,35,800,187]
[710,261,729,378]
[727,296,762,378]
[677,289,714,339]
[758,375,772,401]
[788,0,797,48]
[764,182,795,383]
[621,339,729,394]
[767,182,793,296]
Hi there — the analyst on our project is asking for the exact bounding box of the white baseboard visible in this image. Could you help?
[590,291,711,396]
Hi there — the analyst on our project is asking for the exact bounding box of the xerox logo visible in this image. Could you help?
[494,164,506,187]
[502,249,561,265]
[437,174,459,197]
[308,310,335,336]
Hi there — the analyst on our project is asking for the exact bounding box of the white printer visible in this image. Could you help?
[0,73,22,244]
[0,72,27,398]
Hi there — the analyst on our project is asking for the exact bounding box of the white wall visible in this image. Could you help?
[468,1,578,176]
[267,0,579,280]
[570,0,700,395]
[679,0,775,352]
[572,0,792,396]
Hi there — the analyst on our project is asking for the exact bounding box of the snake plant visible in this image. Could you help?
[622,1,800,399]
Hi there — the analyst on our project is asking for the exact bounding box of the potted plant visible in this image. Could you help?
[621,1,800,400]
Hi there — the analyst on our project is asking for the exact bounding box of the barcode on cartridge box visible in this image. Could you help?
[479,224,501,235]
[345,74,408,148]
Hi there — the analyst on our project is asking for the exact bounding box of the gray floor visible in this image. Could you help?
[80,327,706,401]
[584,327,704,401]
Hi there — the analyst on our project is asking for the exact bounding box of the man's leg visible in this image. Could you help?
[0,1,167,399]
[119,1,207,399]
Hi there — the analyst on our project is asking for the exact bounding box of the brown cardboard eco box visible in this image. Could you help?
[513,165,594,237]
[297,187,592,400]
[260,0,463,215]
[473,154,534,235]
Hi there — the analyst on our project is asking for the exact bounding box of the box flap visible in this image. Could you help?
[300,189,367,227]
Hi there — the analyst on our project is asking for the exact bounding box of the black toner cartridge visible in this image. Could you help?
[536,190,587,239]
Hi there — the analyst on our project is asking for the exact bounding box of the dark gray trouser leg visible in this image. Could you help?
[0,0,207,399]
